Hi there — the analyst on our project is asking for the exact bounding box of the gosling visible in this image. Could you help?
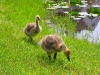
[24,15,42,40]
[39,34,70,61]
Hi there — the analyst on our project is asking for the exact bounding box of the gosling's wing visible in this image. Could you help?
[52,34,63,44]
[45,36,57,50]
[26,23,36,32]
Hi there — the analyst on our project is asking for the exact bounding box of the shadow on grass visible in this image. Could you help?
[21,37,39,46]
[37,54,74,70]
[36,53,78,74]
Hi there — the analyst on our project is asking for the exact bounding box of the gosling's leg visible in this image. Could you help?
[53,53,57,59]
[47,53,51,61]
[29,37,33,41]
[48,55,51,61]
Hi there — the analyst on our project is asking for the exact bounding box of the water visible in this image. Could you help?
[65,0,100,43]
[47,0,100,43]
[77,19,100,43]
[75,0,100,43]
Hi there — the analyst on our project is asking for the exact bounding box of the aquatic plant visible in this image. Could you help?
[70,0,83,6]
[89,7,100,15]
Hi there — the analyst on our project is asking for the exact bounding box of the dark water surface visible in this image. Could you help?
[48,0,100,43]
[75,0,100,43]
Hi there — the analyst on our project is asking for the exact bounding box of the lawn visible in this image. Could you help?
[0,0,100,75]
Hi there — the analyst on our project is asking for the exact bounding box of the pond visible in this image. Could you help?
[46,0,100,43]
[77,18,100,43]
[76,0,100,43]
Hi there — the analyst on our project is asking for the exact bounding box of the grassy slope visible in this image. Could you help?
[0,0,100,75]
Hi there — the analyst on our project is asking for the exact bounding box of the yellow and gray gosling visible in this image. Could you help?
[24,15,42,40]
[39,34,70,61]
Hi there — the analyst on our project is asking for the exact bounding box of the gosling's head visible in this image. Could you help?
[35,15,41,21]
[64,49,70,61]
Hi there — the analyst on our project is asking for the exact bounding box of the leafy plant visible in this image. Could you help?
[69,11,79,16]
[89,7,100,15]
[70,0,83,6]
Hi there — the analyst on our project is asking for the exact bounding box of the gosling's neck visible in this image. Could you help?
[36,18,39,31]
[61,44,70,53]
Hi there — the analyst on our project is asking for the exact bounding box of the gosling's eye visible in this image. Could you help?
[37,17,39,19]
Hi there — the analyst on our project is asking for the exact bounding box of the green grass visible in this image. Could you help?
[0,0,100,75]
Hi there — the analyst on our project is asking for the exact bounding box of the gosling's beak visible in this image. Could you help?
[39,18,41,21]
[38,17,41,21]
[67,56,70,61]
